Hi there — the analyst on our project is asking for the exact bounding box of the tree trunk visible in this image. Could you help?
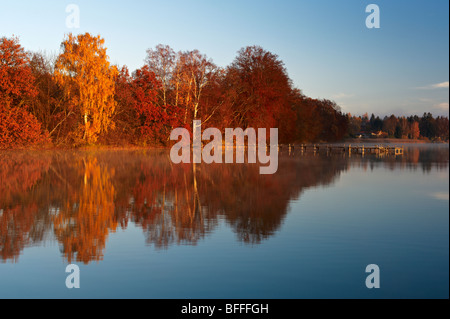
[84,112,88,141]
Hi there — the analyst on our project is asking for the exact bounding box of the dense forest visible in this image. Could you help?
[0,33,448,149]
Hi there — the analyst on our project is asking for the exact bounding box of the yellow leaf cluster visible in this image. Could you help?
[55,33,118,144]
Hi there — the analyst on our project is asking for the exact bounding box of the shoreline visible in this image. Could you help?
[0,138,448,152]
[342,138,447,144]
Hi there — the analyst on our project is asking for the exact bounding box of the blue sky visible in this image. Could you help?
[1,0,448,116]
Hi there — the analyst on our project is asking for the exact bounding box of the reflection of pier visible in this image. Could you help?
[278,144,404,157]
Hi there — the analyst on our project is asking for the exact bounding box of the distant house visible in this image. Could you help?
[371,131,387,138]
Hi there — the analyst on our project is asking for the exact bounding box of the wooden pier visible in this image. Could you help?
[277,144,404,156]
[219,143,404,157]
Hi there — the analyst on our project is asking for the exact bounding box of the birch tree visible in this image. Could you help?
[55,33,118,144]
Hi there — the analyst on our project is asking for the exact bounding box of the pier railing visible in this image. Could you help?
[275,144,404,156]
[212,143,405,157]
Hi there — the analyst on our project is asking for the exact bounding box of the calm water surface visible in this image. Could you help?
[0,144,448,298]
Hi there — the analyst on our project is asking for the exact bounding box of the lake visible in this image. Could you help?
[0,144,448,299]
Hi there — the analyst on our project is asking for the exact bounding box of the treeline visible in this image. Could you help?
[0,33,447,149]
[348,113,449,141]
[0,33,348,148]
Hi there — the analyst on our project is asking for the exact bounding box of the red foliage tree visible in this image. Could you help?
[0,37,49,148]
[0,37,37,107]
[131,65,183,145]
[222,46,296,142]
[0,104,49,148]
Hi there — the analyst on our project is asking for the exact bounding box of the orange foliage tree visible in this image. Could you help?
[54,33,118,144]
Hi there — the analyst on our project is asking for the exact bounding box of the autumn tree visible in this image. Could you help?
[145,44,176,107]
[108,65,139,143]
[409,121,420,139]
[347,113,362,137]
[54,33,118,144]
[0,37,37,107]
[0,37,49,148]
[175,50,218,124]
[316,99,348,141]
[28,52,71,141]
[293,93,323,142]
[294,96,347,142]
[132,65,162,143]
[223,46,296,142]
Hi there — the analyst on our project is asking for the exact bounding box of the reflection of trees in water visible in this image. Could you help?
[0,153,51,262]
[194,156,348,244]
[113,153,349,247]
[0,147,447,263]
[126,158,216,248]
[52,157,117,264]
[134,165,220,248]
[348,146,449,173]
[0,152,120,263]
